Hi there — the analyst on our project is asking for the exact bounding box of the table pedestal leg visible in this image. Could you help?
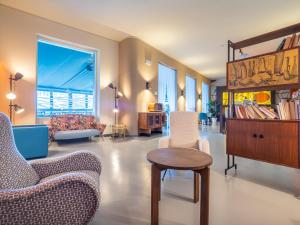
[199,167,210,225]
[194,172,199,203]
[151,164,161,225]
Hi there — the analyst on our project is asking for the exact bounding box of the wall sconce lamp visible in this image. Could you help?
[6,72,24,121]
[146,81,151,90]
[198,94,202,100]
[145,48,152,66]
[10,104,24,114]
[180,89,185,96]
[145,58,152,66]
[109,83,123,125]
[113,108,119,113]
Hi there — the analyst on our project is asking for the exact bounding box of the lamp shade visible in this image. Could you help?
[108,83,114,89]
[6,92,16,100]
[14,72,24,81]
[14,105,24,114]
[117,91,123,97]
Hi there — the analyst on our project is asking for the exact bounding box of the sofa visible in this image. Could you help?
[13,125,48,159]
[0,112,101,225]
[49,114,106,141]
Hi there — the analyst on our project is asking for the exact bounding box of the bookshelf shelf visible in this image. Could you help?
[229,118,300,122]
[225,23,300,175]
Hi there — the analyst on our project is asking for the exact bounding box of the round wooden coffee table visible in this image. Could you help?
[147,148,213,225]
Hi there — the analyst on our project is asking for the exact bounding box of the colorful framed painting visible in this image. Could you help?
[227,47,300,90]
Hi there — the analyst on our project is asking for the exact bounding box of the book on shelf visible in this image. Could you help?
[277,38,286,51]
[235,105,278,120]
[292,34,300,47]
[283,37,292,49]
[279,33,300,50]
[289,34,296,48]
[276,99,300,120]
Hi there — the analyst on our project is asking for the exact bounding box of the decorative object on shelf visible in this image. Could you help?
[227,47,299,90]
[239,48,249,59]
[6,72,24,121]
[147,103,163,112]
[146,81,151,90]
[222,91,272,106]
[109,83,123,125]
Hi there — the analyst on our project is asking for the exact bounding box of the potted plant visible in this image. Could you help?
[208,100,218,126]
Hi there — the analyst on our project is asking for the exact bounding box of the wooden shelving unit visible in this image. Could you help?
[138,112,166,136]
[225,23,300,175]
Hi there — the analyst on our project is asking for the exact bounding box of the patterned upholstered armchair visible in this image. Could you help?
[0,113,101,225]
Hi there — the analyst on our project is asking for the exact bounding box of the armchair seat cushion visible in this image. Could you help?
[54,129,100,140]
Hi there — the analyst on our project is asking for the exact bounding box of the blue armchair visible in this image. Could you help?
[13,125,49,159]
[199,112,209,125]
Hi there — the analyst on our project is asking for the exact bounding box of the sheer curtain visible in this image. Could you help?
[185,75,196,112]
[158,64,177,127]
[202,82,209,113]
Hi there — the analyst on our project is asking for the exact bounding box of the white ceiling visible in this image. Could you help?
[1,0,300,79]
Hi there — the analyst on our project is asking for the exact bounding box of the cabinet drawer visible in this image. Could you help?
[227,119,299,168]
[256,121,299,167]
[227,120,258,158]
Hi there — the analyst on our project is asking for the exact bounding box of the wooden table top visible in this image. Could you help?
[147,148,213,170]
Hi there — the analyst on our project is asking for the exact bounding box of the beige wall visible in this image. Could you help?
[0,5,119,129]
[119,38,210,135]
[0,63,10,116]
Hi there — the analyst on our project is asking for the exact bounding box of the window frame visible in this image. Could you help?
[35,35,99,119]
[157,62,178,112]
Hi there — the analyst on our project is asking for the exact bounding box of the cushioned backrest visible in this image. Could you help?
[0,113,39,189]
[169,112,199,148]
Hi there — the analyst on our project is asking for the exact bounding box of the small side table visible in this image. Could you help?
[111,124,126,140]
[147,148,213,225]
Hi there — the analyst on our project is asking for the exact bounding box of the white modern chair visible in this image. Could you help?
[158,111,210,180]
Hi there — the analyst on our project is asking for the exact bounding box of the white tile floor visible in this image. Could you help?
[49,125,300,225]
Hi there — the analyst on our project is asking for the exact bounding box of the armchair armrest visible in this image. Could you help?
[158,136,170,148]
[0,173,99,224]
[47,124,55,141]
[198,137,210,155]
[30,151,101,179]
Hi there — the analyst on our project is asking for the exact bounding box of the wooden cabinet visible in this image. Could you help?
[227,119,299,168]
[138,112,166,136]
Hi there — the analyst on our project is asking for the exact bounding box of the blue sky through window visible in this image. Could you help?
[36,40,96,118]
[186,75,196,112]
